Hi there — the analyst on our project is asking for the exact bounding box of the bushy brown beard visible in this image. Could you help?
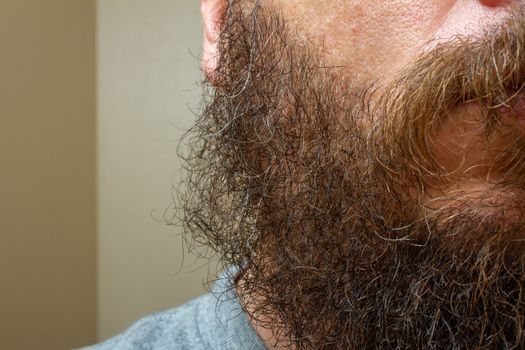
[178,1,525,348]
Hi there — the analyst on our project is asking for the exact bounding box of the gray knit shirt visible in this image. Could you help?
[81,268,266,350]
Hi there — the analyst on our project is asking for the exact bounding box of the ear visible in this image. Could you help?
[201,0,227,81]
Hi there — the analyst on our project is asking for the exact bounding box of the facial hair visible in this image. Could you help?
[178,1,525,348]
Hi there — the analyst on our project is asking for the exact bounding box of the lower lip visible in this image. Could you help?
[500,94,525,128]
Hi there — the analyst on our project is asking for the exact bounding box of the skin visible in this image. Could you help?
[200,0,522,348]
[203,0,511,83]
[273,0,510,83]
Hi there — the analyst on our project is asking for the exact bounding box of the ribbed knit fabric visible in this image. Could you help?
[81,268,266,350]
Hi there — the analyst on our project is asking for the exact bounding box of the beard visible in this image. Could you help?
[179,1,525,348]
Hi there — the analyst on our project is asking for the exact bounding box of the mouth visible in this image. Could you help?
[500,92,525,130]
[428,87,525,183]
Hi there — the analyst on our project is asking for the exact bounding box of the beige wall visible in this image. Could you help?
[1,2,205,346]
[0,1,96,349]
[97,0,209,341]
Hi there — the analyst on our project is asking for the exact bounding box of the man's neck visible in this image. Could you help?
[234,272,294,350]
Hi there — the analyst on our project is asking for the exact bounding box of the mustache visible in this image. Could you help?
[373,9,525,184]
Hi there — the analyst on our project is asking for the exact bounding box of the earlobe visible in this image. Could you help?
[201,0,227,82]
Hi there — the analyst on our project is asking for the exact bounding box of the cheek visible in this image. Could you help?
[274,0,512,85]
[302,0,455,83]
[283,0,456,82]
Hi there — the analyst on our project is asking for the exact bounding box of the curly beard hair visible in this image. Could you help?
[178,1,525,348]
